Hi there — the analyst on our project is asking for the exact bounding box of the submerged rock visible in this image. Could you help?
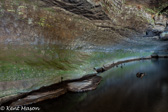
[136,72,146,78]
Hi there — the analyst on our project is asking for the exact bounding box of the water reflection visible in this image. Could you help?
[0,45,151,98]
[32,59,168,112]
[0,79,40,97]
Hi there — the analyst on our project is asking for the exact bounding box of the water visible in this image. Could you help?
[0,44,151,98]
[31,59,168,112]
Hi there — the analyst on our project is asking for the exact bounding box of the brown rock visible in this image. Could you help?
[68,76,102,92]
[10,88,67,106]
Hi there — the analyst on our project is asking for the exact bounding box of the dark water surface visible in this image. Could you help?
[30,59,168,112]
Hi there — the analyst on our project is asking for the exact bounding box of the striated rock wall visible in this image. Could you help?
[0,0,167,47]
[0,0,92,45]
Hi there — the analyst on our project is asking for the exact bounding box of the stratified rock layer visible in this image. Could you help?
[0,0,167,46]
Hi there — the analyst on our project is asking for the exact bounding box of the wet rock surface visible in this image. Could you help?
[32,59,168,112]
[10,88,67,106]
[145,29,162,37]
[1,74,102,106]
[136,72,146,78]
[41,0,110,20]
[68,76,102,92]
[94,67,105,73]
[159,31,168,40]
[0,0,168,108]
[144,15,168,38]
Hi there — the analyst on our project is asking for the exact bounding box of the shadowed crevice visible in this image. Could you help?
[41,0,110,20]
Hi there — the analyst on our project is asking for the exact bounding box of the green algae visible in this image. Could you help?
[0,45,152,98]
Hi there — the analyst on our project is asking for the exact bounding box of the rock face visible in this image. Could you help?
[0,0,168,106]
[1,74,102,106]
[41,0,110,20]
[0,0,167,46]
[0,87,67,106]
[145,29,162,37]
[160,31,168,40]
[10,88,67,106]
[144,14,168,38]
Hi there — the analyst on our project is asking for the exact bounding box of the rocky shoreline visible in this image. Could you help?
[0,0,168,108]
[94,54,168,73]
[1,74,102,106]
[1,54,168,107]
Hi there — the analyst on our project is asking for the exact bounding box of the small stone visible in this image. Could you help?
[136,72,146,78]
[94,67,105,73]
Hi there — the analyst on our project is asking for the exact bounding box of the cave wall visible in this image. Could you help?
[0,0,167,46]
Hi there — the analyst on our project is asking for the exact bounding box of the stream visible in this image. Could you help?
[0,38,168,111]
[31,59,168,112]
[0,0,168,111]
[0,44,151,98]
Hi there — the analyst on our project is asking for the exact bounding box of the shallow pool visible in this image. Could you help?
[32,59,168,112]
